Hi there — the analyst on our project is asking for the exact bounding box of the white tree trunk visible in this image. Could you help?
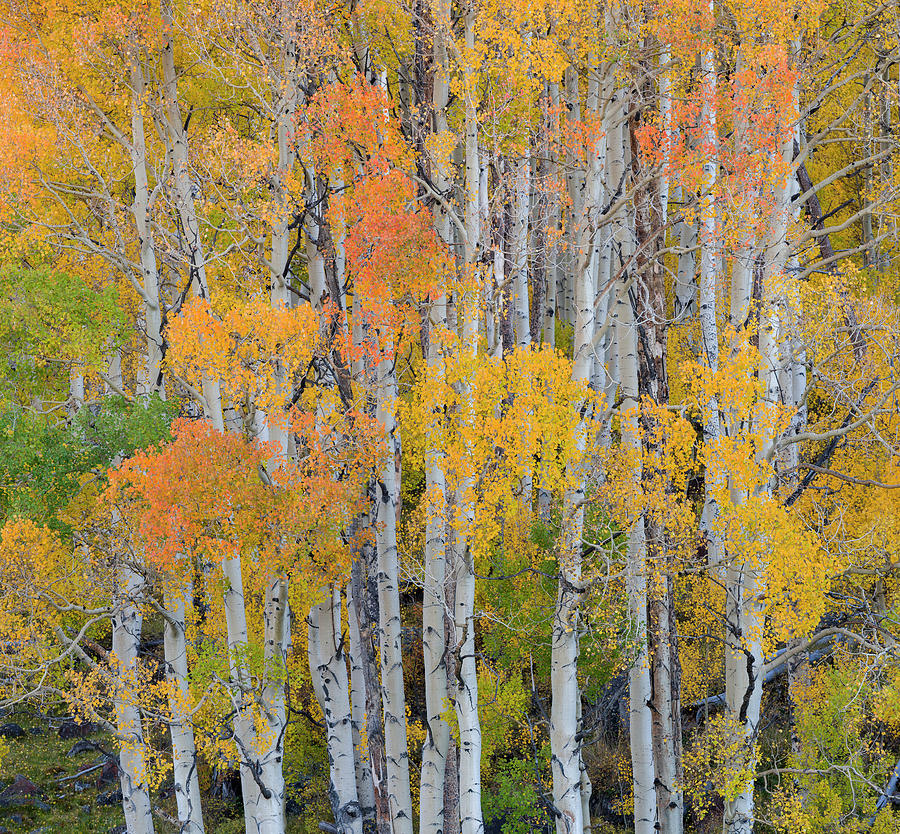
[111,559,156,834]
[543,83,559,350]
[128,57,164,399]
[606,83,658,833]
[672,182,697,320]
[346,580,377,822]
[615,225,657,834]
[374,353,414,834]
[550,55,608,834]
[723,118,794,834]
[163,579,205,834]
[220,551,287,834]
[420,90,451,832]
[309,589,364,834]
[159,3,223,431]
[510,152,531,348]
[650,587,681,834]
[697,28,724,587]
[453,23,485,831]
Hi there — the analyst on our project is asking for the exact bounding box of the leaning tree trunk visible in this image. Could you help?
[159,0,223,431]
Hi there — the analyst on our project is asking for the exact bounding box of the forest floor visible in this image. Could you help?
[0,713,314,834]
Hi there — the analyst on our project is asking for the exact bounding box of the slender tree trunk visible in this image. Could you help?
[444,539,461,834]
[419,296,450,834]
[374,353,414,834]
[723,122,794,834]
[128,58,164,399]
[452,21,485,831]
[220,548,287,834]
[609,79,658,833]
[111,57,163,834]
[419,10,453,829]
[550,54,612,834]
[112,556,156,834]
[632,80,683,834]
[350,536,392,834]
[543,81,560,350]
[347,578,377,826]
[510,152,531,347]
[616,272,657,834]
[673,182,697,320]
[163,577,205,834]
[159,2,224,431]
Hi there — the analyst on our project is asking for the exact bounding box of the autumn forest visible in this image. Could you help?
[0,0,898,833]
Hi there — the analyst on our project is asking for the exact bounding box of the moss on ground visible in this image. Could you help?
[0,715,316,833]
[0,718,131,833]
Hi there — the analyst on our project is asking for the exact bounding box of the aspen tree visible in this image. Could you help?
[308,588,364,834]
[452,12,485,832]
[419,1,452,830]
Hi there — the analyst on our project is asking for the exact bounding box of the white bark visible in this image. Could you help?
[267,42,299,459]
[110,64,163,831]
[562,66,584,329]
[128,57,163,399]
[650,588,681,834]
[111,557,156,834]
[163,578,205,834]
[659,50,671,228]
[420,25,451,819]
[309,589,364,834]
[722,120,794,834]
[346,581,377,821]
[616,273,657,834]
[305,171,327,312]
[159,4,223,431]
[543,83,560,349]
[606,81,658,833]
[510,153,531,348]
[221,551,288,834]
[698,30,724,576]
[374,352,414,834]
[672,182,697,320]
[453,20,484,832]
[550,55,608,834]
